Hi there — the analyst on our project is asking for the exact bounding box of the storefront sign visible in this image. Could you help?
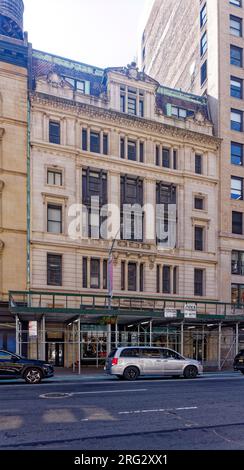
[29,321,37,337]
[183,304,197,318]
[164,308,177,318]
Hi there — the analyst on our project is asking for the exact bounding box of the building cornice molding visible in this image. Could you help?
[30,92,221,149]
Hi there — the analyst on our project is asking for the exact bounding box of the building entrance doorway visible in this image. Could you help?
[46,340,64,367]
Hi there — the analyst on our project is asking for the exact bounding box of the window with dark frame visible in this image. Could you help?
[200,31,207,56]
[156,145,160,166]
[47,170,63,186]
[82,169,107,238]
[120,138,125,158]
[162,148,170,168]
[140,142,144,163]
[230,45,243,67]
[121,261,125,290]
[120,176,144,242]
[173,150,177,170]
[90,258,100,289]
[83,257,87,288]
[194,269,204,296]
[195,154,203,174]
[230,15,242,37]
[201,60,207,85]
[232,211,243,234]
[90,132,100,154]
[103,260,108,290]
[195,226,204,251]
[128,140,137,161]
[47,205,62,234]
[49,121,60,144]
[231,109,243,131]
[200,3,207,27]
[47,254,62,286]
[103,134,108,155]
[231,142,243,165]
[156,264,160,293]
[231,283,244,304]
[128,262,137,291]
[140,264,144,292]
[163,266,171,294]
[232,251,244,275]
[173,266,178,295]
[195,197,204,210]
[231,176,243,200]
[230,0,242,7]
[231,76,243,98]
[82,129,88,151]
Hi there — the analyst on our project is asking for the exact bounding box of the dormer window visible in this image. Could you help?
[64,77,87,94]
[76,80,85,93]
[172,107,187,118]
[120,85,144,117]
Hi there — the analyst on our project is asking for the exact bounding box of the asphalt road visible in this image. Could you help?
[0,373,244,450]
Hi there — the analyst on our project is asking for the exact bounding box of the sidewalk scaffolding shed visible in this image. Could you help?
[7,291,244,372]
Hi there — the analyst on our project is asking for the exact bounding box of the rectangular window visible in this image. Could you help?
[121,261,125,291]
[156,265,160,293]
[163,266,171,294]
[201,60,207,86]
[90,259,100,289]
[103,134,108,155]
[83,257,87,288]
[82,129,88,151]
[200,32,207,56]
[173,150,177,170]
[120,94,125,113]
[90,132,100,154]
[195,197,204,210]
[156,145,160,166]
[195,154,202,174]
[128,140,137,161]
[232,284,244,304]
[194,269,204,296]
[231,109,243,131]
[162,148,170,168]
[128,97,137,115]
[230,45,243,67]
[49,121,60,144]
[195,226,204,251]
[231,76,243,98]
[230,0,242,6]
[47,254,62,286]
[172,107,187,118]
[128,262,137,291]
[173,266,178,295]
[140,264,144,292]
[232,251,244,275]
[47,205,62,234]
[140,142,144,163]
[200,3,207,27]
[231,176,243,199]
[232,211,243,234]
[120,138,125,158]
[231,141,243,165]
[139,100,144,117]
[103,260,108,290]
[230,15,242,37]
[47,170,62,186]
[76,80,85,93]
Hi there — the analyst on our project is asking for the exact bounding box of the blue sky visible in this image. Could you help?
[23,0,154,68]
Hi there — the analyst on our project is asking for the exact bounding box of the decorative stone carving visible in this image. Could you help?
[0,180,4,192]
[0,240,4,252]
[47,72,64,88]
[148,255,156,269]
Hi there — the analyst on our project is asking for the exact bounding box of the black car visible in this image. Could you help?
[233,349,244,374]
[0,350,54,384]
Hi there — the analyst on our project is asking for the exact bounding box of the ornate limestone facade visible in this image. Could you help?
[30,51,220,301]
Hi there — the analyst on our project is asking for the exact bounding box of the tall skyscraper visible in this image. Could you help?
[143,0,244,304]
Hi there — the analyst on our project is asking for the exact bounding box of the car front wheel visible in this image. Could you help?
[123,366,139,381]
[24,368,43,384]
[183,365,198,379]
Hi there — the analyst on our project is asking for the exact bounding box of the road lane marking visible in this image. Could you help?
[119,406,198,415]
[39,389,147,399]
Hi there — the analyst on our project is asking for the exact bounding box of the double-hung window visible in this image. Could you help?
[47,205,62,234]
[231,176,243,199]
[230,15,242,36]
[231,76,243,98]
[231,109,243,131]
[231,142,243,165]
[230,45,243,67]
[200,32,207,56]
[200,4,207,27]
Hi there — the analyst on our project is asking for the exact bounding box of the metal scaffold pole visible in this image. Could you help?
[218,323,222,371]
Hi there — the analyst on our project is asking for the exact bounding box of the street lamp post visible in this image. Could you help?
[108,226,122,310]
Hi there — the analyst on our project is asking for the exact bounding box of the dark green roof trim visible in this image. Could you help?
[157,85,208,105]
[33,49,104,77]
